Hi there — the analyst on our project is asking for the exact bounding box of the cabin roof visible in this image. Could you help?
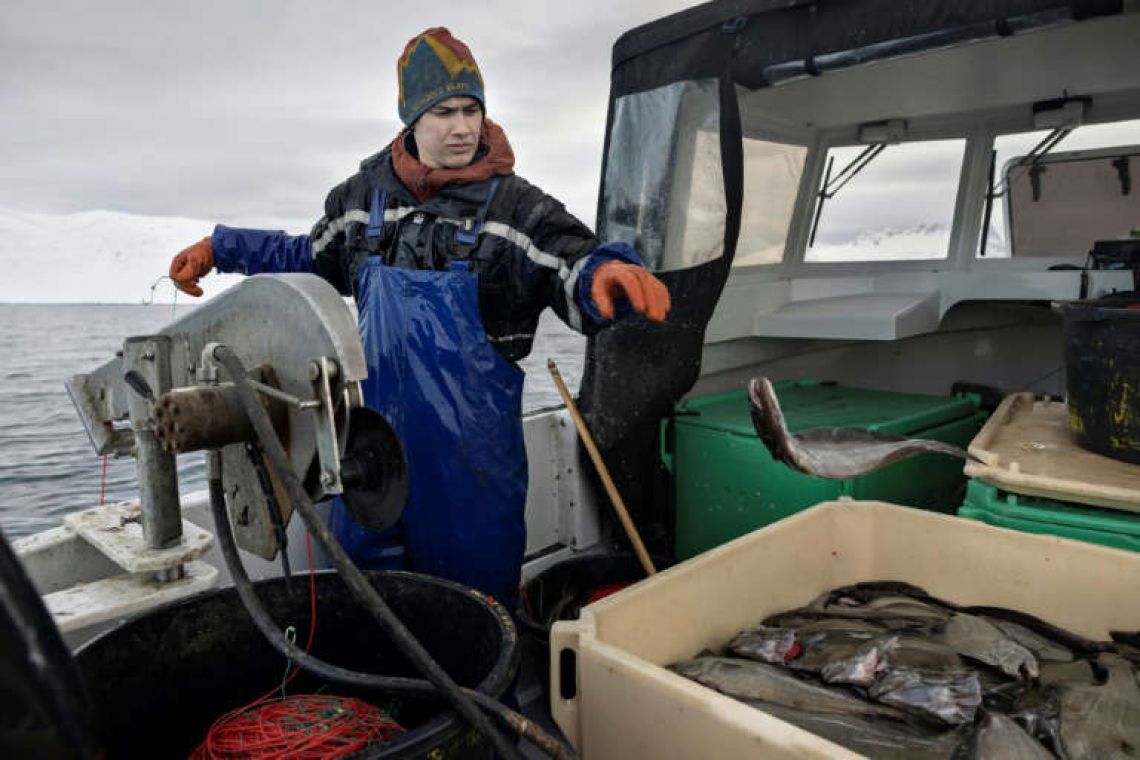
[610,0,1127,96]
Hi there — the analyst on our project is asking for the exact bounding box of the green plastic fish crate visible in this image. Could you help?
[958,479,1140,553]
[663,380,985,560]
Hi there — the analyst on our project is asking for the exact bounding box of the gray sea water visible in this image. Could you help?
[0,303,584,539]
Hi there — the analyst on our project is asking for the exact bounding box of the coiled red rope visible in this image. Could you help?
[189,532,405,759]
[189,694,404,759]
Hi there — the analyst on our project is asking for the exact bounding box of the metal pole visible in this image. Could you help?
[123,335,182,550]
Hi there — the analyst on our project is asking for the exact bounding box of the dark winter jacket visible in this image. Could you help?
[212,129,640,363]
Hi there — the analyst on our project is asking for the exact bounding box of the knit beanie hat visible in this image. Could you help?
[398,28,485,126]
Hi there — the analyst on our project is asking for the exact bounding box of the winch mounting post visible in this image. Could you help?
[122,334,182,552]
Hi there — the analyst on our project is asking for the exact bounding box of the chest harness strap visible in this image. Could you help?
[366,189,388,239]
[453,177,501,257]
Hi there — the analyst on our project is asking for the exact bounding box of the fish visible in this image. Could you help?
[1113,642,1140,669]
[726,625,800,664]
[669,655,906,719]
[868,667,982,725]
[935,614,1039,679]
[881,634,963,673]
[1038,659,1096,688]
[1111,630,1140,649]
[781,617,890,635]
[816,635,896,687]
[973,712,1055,759]
[743,701,968,760]
[1110,632,1140,668]
[786,628,884,678]
[799,602,949,633]
[1052,654,1140,759]
[807,589,951,618]
[762,611,893,631]
[964,605,1108,656]
[870,634,989,723]
[1010,689,1064,752]
[984,617,1075,663]
[815,581,961,612]
[747,377,974,480]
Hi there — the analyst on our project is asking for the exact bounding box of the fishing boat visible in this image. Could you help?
[5,0,1140,758]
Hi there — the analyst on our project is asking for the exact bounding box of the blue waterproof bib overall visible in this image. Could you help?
[329,258,528,612]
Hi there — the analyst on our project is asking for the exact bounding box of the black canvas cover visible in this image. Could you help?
[611,0,1123,96]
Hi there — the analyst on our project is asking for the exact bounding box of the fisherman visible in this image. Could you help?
[167,28,670,613]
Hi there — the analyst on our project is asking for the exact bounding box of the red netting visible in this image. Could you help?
[188,694,405,760]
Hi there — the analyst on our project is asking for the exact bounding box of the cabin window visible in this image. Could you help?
[600,80,725,272]
[978,119,1140,258]
[806,138,966,262]
[733,138,807,267]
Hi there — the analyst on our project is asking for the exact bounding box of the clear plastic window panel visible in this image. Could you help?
[734,137,807,267]
[600,80,725,273]
[806,138,966,262]
[978,119,1140,258]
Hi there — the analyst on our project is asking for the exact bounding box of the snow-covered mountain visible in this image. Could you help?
[0,208,305,303]
[0,209,963,303]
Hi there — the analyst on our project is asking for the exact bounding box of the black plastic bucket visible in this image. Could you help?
[74,571,517,759]
[517,552,663,705]
[1059,295,1140,464]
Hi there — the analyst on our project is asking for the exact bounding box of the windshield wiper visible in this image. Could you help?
[979,127,1072,257]
[808,143,888,247]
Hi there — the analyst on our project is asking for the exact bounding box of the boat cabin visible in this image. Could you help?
[523,0,1140,566]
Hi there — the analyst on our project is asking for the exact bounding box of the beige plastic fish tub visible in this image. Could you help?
[550,500,1140,759]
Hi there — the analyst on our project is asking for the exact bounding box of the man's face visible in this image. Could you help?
[412,95,483,169]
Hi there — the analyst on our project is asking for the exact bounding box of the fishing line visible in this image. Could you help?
[98,455,107,505]
[141,275,179,320]
[95,277,180,506]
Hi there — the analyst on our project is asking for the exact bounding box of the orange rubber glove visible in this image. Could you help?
[591,260,671,322]
[169,237,215,297]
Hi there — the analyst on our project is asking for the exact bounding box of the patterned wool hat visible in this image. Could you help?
[398,28,485,126]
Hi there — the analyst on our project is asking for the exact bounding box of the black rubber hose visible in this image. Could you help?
[245,442,293,594]
[210,345,527,760]
[206,476,575,760]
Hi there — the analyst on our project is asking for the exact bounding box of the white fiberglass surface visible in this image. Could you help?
[979,119,1140,258]
[806,138,965,263]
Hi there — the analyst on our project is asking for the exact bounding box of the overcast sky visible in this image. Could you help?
[0,0,698,233]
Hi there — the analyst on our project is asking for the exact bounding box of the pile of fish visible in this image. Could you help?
[670,582,1140,758]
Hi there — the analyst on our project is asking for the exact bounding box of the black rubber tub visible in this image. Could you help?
[74,570,518,759]
[1059,295,1140,464]
[517,552,664,709]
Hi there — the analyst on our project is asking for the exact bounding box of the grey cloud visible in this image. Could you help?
[1,0,694,231]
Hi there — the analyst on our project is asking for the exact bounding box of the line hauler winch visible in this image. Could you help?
[66,273,407,579]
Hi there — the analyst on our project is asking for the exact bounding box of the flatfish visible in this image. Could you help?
[747,701,968,760]
[748,376,973,480]
[973,712,1054,759]
[670,655,904,719]
[936,614,1039,679]
[726,625,800,664]
[869,667,982,725]
[1053,654,1140,759]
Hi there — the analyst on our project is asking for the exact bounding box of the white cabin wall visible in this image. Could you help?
[521,409,604,557]
[693,302,1065,401]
